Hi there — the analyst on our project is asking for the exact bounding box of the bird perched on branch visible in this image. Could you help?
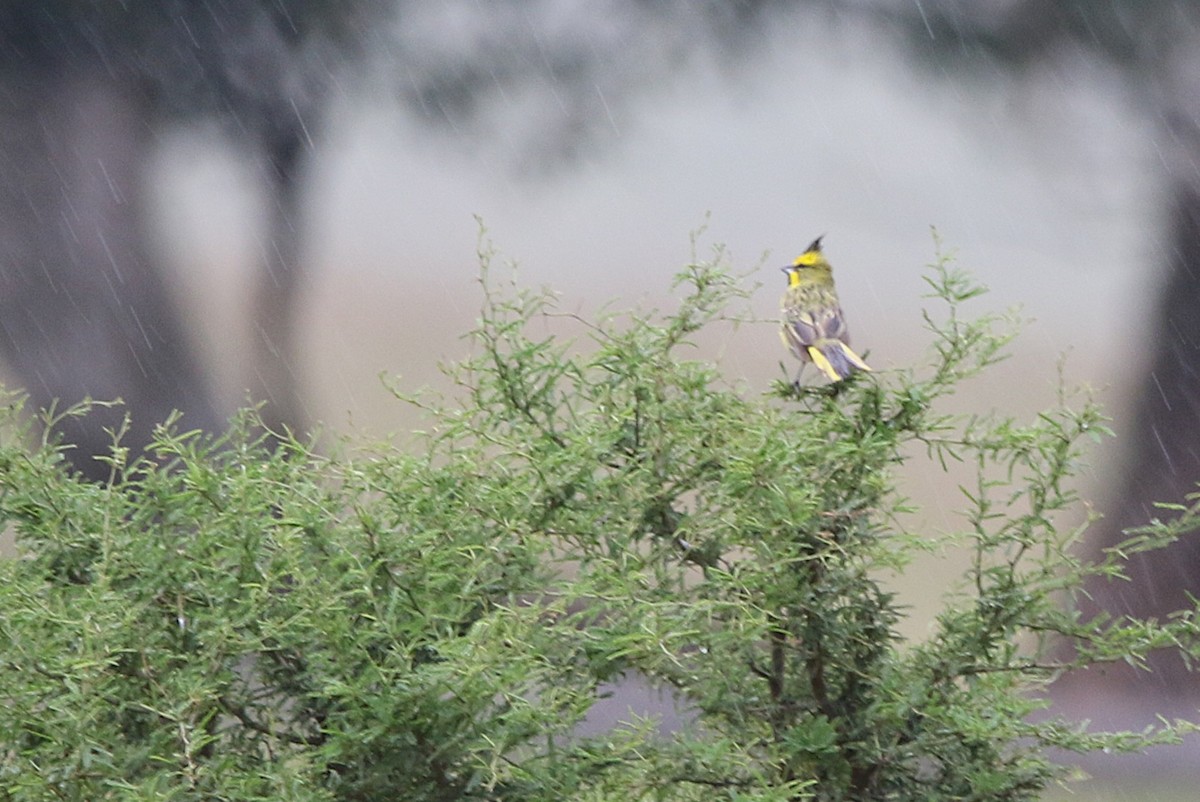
[779,236,871,383]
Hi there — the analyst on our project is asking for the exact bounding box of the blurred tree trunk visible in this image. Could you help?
[251,126,309,439]
[0,61,220,479]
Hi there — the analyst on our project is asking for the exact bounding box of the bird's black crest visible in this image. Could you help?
[805,235,825,253]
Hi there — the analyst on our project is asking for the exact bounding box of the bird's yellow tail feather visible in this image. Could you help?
[806,341,871,382]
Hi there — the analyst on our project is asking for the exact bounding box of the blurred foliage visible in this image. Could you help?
[0,232,1197,800]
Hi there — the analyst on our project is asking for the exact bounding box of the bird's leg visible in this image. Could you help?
[791,362,807,390]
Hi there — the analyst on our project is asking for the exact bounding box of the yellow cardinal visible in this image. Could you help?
[779,236,871,383]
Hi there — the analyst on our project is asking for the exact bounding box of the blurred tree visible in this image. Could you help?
[0,0,787,480]
[0,1,383,478]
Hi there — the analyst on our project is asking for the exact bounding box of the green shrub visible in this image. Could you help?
[0,233,1195,801]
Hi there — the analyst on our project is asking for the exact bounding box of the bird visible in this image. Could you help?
[779,236,871,383]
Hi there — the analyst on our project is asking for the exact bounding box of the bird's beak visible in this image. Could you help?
[779,266,791,274]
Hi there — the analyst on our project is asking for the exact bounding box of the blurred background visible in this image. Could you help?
[0,2,1194,796]
[143,2,1157,438]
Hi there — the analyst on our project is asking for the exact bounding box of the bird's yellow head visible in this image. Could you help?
[781,236,832,288]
